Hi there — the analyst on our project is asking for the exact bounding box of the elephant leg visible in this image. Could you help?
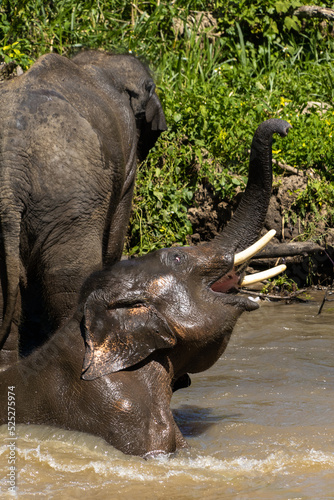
[142,406,188,457]
[130,366,186,456]
[95,364,183,457]
[0,288,20,368]
[19,232,103,355]
[173,419,188,450]
[112,395,182,457]
[103,174,135,267]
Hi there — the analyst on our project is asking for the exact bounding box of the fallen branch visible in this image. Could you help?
[294,5,334,21]
[253,241,324,259]
[272,158,301,175]
[248,153,301,175]
[239,288,309,302]
[318,287,334,314]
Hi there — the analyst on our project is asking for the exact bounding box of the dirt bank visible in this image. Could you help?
[188,174,334,287]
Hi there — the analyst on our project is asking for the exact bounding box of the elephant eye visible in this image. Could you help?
[127,89,139,99]
[146,81,155,96]
[162,250,188,267]
[172,253,185,265]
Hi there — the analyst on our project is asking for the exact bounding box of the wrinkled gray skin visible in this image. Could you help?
[0,50,167,360]
[0,119,291,457]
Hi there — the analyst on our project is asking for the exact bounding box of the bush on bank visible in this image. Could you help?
[1,0,334,255]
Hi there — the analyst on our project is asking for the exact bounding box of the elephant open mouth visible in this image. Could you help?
[210,270,240,293]
[210,230,286,295]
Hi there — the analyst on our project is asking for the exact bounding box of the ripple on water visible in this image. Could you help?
[1,423,334,499]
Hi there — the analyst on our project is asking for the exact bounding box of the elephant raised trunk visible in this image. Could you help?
[215,119,291,253]
[195,118,291,311]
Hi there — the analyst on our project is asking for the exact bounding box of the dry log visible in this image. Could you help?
[294,5,334,21]
[253,241,324,259]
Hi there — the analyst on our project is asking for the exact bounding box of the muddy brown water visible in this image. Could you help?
[0,293,333,499]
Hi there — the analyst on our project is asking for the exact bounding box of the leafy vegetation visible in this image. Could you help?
[1,0,334,255]
[261,272,299,295]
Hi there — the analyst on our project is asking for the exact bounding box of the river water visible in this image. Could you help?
[0,293,333,499]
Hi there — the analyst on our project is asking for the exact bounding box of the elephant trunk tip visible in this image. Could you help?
[280,121,292,137]
[256,118,292,140]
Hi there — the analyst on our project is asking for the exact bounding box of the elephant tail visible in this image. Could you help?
[0,210,22,351]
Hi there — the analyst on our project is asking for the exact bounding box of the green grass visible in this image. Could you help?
[1,0,334,254]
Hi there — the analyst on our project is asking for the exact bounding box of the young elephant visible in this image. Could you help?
[0,50,167,360]
[0,119,290,456]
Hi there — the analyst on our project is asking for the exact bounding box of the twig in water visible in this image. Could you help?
[239,288,309,302]
[318,287,334,314]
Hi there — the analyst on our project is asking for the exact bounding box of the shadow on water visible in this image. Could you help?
[173,404,241,438]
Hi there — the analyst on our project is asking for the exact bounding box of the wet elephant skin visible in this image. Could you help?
[0,120,291,456]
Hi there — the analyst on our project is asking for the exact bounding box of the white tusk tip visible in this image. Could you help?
[240,264,287,287]
[234,230,277,266]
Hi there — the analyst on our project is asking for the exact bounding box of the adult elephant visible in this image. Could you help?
[0,50,167,359]
[0,119,290,456]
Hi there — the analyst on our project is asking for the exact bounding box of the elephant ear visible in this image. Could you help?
[145,93,167,131]
[137,93,167,161]
[81,291,176,380]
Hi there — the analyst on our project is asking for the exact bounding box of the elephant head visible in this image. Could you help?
[71,50,167,161]
[80,119,291,382]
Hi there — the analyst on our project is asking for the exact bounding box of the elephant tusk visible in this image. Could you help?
[240,264,287,286]
[234,229,276,265]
